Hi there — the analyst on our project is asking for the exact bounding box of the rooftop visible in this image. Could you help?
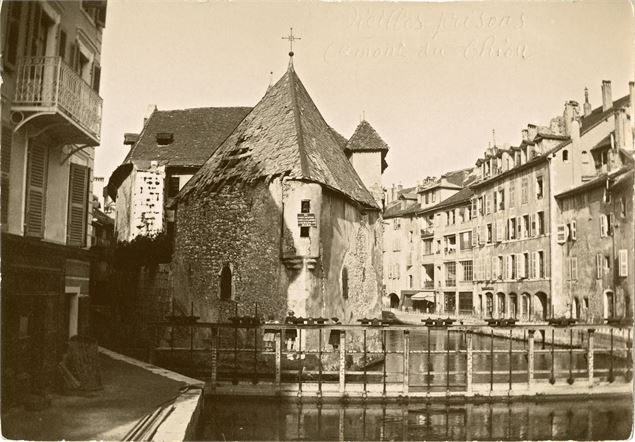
[177,61,378,209]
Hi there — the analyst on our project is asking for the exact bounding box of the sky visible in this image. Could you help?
[96,0,634,188]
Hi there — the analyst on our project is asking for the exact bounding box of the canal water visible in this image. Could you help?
[201,396,633,440]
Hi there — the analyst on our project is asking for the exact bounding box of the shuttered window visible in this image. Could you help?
[67,164,89,247]
[25,142,48,237]
[595,254,603,279]
[619,249,628,277]
[1,126,12,225]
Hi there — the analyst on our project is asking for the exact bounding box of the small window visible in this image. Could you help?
[562,150,569,162]
[341,267,349,299]
[581,151,589,165]
[301,200,311,213]
[620,198,626,217]
[300,226,310,237]
[220,264,232,300]
[168,176,180,198]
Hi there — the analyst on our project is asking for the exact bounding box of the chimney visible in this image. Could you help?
[521,129,529,141]
[601,80,612,112]
[527,124,538,140]
[615,106,633,151]
[583,87,592,117]
[563,101,580,137]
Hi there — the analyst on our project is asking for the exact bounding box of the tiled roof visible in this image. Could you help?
[177,62,378,209]
[329,127,348,150]
[383,200,419,218]
[580,95,630,135]
[442,168,471,186]
[555,165,632,199]
[345,120,390,152]
[124,107,252,168]
[432,187,474,210]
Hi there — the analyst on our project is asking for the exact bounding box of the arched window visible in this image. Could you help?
[572,298,580,320]
[341,267,348,300]
[485,293,493,318]
[220,264,232,300]
[521,293,531,320]
[496,292,506,318]
[509,293,518,319]
[562,150,569,162]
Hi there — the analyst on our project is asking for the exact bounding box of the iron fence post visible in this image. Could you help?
[339,329,346,395]
[275,329,282,388]
[587,328,594,385]
[608,328,615,383]
[528,329,535,388]
[466,332,473,393]
[403,330,410,395]
[210,327,218,391]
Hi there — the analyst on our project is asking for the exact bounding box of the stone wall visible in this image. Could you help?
[172,179,287,322]
[171,178,384,334]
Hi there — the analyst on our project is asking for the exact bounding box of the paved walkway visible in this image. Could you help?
[1,351,188,441]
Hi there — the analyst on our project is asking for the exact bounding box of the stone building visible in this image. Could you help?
[107,106,251,241]
[1,0,106,400]
[170,58,386,326]
[554,86,634,322]
[383,80,633,323]
[383,170,475,313]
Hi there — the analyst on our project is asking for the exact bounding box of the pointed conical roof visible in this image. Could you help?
[345,120,390,153]
[178,63,378,209]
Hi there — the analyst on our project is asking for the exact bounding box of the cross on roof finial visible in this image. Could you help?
[282,27,301,57]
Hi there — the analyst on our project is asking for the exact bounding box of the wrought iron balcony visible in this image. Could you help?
[12,56,102,145]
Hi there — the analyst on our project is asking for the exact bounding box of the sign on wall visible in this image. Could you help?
[297,213,317,227]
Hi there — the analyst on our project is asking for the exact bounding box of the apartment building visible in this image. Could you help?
[383,170,474,313]
[384,80,634,322]
[1,0,106,401]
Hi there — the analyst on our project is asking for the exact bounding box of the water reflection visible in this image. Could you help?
[202,397,633,441]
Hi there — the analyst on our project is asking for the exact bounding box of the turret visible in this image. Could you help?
[344,120,390,207]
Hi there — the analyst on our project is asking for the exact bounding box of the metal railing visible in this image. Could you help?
[149,319,632,399]
[13,56,102,141]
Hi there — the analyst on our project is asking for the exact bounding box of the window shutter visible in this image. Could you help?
[515,254,522,279]
[496,219,503,242]
[516,216,522,239]
[507,255,513,279]
[570,220,577,240]
[595,254,603,279]
[492,257,497,279]
[619,249,628,277]
[1,126,12,225]
[529,252,535,279]
[600,215,607,237]
[92,63,101,93]
[571,257,578,280]
[608,213,614,236]
[67,164,89,247]
[58,29,67,59]
[25,143,48,237]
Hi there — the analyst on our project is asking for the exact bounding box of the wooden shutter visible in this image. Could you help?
[496,219,503,242]
[92,63,101,93]
[1,126,12,225]
[24,142,48,237]
[67,164,89,246]
[595,254,603,279]
[619,249,628,277]
[571,257,578,280]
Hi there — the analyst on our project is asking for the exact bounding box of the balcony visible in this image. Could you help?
[12,56,102,146]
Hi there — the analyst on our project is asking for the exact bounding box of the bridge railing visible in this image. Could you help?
[148,321,632,397]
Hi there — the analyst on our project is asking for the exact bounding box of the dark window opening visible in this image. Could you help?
[562,150,569,162]
[220,264,232,300]
[342,267,348,300]
[168,176,180,198]
[301,200,311,213]
[4,2,22,66]
[300,226,310,237]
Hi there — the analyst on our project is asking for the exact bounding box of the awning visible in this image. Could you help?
[411,293,435,301]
